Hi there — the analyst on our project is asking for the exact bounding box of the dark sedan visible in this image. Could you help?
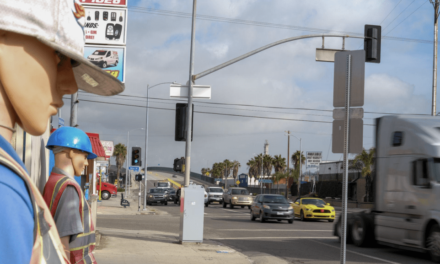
[250,194,294,224]
[166,188,176,201]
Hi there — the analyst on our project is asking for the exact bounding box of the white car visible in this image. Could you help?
[204,190,208,206]
[87,49,119,68]
[206,186,224,207]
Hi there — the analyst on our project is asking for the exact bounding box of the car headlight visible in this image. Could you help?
[305,208,311,211]
[331,209,335,212]
[263,205,271,209]
[288,206,293,210]
[148,195,153,198]
[232,197,238,199]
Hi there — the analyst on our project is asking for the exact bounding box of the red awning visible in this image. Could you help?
[86,132,106,158]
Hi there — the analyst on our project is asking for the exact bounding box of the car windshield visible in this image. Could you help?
[262,195,288,204]
[209,188,223,193]
[150,189,164,193]
[231,189,249,195]
[93,50,107,55]
[302,199,326,206]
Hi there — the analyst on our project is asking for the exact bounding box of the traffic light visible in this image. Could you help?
[175,103,194,142]
[131,147,141,166]
[364,25,381,63]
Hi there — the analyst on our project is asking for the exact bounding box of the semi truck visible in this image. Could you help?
[335,115,440,262]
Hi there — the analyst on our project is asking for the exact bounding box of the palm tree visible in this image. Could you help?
[246,159,257,179]
[352,147,375,201]
[232,160,241,184]
[291,150,305,170]
[223,159,232,179]
[211,163,223,179]
[273,171,287,193]
[113,143,127,185]
[272,155,286,190]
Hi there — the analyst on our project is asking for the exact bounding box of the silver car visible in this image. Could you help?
[250,194,294,224]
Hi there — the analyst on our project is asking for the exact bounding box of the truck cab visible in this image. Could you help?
[154,181,171,189]
[336,115,440,262]
[96,174,117,200]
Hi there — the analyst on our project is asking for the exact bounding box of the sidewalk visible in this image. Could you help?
[93,196,251,264]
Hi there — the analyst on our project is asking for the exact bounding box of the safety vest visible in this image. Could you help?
[43,172,97,264]
[0,149,69,264]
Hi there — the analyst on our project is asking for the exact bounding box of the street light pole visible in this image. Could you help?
[183,0,197,187]
[143,82,178,211]
[285,133,302,199]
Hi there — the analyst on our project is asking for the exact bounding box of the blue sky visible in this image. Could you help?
[60,0,440,175]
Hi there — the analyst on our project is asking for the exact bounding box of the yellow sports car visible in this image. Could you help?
[291,197,335,222]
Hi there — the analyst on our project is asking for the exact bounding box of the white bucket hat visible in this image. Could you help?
[0,0,124,96]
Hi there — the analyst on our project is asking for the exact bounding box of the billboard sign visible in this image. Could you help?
[100,140,114,158]
[83,6,127,45]
[306,151,322,169]
[80,0,127,8]
[84,45,126,82]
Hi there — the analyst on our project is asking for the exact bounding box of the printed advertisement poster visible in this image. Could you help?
[80,0,127,7]
[306,151,322,168]
[100,140,114,158]
[84,45,126,82]
[84,6,127,45]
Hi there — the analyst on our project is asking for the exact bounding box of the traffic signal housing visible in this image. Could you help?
[364,25,381,63]
[131,147,142,166]
[175,103,194,142]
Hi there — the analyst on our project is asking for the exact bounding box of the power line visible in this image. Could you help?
[127,5,433,45]
[77,91,430,116]
[380,0,403,25]
[63,97,376,126]
[383,0,416,31]
[385,1,428,35]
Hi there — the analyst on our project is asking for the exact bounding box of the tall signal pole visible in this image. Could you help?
[285,131,290,198]
[430,0,440,116]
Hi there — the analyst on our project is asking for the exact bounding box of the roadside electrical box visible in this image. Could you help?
[179,185,204,243]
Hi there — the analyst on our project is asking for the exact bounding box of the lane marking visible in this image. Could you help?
[223,209,249,213]
[310,239,400,264]
[218,229,332,232]
[212,236,335,240]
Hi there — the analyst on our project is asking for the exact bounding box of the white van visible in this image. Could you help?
[87,50,119,68]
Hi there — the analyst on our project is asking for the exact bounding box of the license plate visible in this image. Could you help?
[239,198,245,201]
[277,212,283,215]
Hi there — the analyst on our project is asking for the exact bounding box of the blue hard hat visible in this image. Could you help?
[46,127,97,159]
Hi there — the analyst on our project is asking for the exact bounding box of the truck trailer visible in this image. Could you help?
[335,115,440,262]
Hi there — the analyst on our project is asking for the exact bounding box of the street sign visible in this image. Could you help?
[306,152,322,169]
[332,119,363,154]
[170,84,211,99]
[58,117,64,127]
[129,166,139,172]
[236,180,240,185]
[315,48,345,62]
[333,50,365,107]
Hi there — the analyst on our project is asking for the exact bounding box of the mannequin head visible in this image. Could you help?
[54,147,89,176]
[0,30,78,139]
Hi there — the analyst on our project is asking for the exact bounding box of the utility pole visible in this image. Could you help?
[285,131,290,198]
[58,109,62,128]
[431,0,440,116]
[183,0,197,187]
[70,92,78,127]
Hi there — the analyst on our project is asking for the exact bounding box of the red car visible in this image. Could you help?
[96,174,117,200]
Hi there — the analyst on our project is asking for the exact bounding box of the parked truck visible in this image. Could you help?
[154,180,171,189]
[335,115,440,262]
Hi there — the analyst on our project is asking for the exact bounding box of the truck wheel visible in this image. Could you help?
[336,217,352,244]
[101,191,110,200]
[115,60,118,66]
[205,203,208,207]
[174,199,177,204]
[241,206,244,208]
[230,202,234,209]
[248,206,251,209]
[219,201,223,205]
[164,201,168,206]
[102,61,107,68]
[427,224,440,263]
[351,214,373,247]
[223,201,227,208]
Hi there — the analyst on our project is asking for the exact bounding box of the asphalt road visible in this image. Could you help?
[99,172,433,264]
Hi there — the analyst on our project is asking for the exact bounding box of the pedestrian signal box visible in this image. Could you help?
[131,147,141,166]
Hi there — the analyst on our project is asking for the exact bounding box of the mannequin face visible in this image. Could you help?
[0,30,78,136]
[68,149,89,176]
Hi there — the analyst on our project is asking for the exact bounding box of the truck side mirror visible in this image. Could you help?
[295,202,299,205]
[327,203,331,206]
